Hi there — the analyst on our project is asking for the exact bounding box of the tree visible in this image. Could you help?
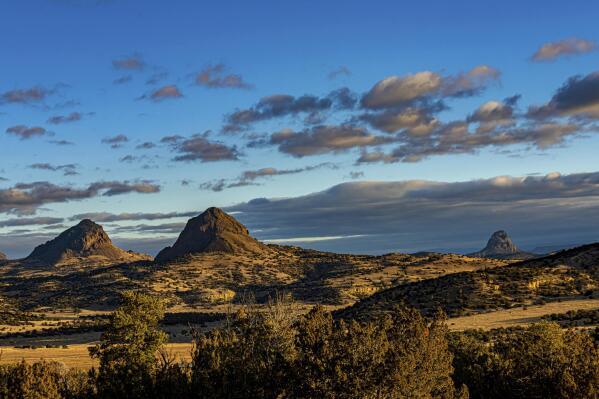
[0,361,62,399]
[451,322,599,399]
[292,306,460,399]
[191,294,296,398]
[0,361,92,399]
[89,291,168,398]
[191,301,463,399]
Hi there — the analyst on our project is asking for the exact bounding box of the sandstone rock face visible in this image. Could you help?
[468,230,536,260]
[26,219,146,265]
[155,207,267,262]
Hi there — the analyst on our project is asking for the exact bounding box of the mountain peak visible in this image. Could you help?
[155,207,267,262]
[26,220,146,265]
[485,230,518,254]
[468,230,537,260]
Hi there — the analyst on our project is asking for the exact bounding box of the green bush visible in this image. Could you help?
[450,322,599,399]
[0,361,92,399]
[191,299,465,398]
[88,291,175,399]
[1,294,597,398]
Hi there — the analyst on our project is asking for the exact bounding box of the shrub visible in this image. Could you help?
[191,297,297,398]
[89,291,173,399]
[450,322,599,399]
[291,306,463,398]
[0,361,92,399]
[191,298,464,398]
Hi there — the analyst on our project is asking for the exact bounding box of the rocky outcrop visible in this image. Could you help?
[468,230,537,260]
[155,207,268,262]
[26,219,148,265]
[0,251,6,261]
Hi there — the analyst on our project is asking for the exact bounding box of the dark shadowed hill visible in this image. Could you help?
[155,207,269,262]
[337,242,599,320]
[468,230,538,260]
[25,219,149,266]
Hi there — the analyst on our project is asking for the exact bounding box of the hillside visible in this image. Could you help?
[24,219,150,267]
[0,209,506,310]
[336,242,599,320]
[0,245,507,311]
[156,207,269,262]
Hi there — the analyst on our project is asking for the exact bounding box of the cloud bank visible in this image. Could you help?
[226,171,599,254]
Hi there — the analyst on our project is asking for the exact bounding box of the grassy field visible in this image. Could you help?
[2,297,597,369]
[448,298,599,331]
[0,343,193,369]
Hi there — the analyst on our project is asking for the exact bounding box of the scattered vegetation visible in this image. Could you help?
[450,323,599,399]
[543,308,599,327]
[0,246,505,311]
[161,312,226,326]
[88,291,169,398]
[0,310,44,327]
[0,318,106,340]
[191,298,464,398]
[338,250,599,320]
[2,291,597,398]
[0,361,91,399]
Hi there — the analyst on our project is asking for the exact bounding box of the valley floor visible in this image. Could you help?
[0,342,193,369]
[1,297,598,369]
[447,297,599,331]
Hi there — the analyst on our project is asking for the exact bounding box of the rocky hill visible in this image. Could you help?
[155,207,269,262]
[0,251,6,261]
[336,242,599,321]
[25,219,150,266]
[468,230,537,260]
[0,244,505,310]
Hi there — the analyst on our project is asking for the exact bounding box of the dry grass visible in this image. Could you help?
[448,298,599,331]
[3,298,598,369]
[338,244,599,320]
[1,246,506,311]
[0,343,193,369]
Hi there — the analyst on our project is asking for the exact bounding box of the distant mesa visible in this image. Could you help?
[468,230,537,260]
[26,219,149,266]
[155,207,268,262]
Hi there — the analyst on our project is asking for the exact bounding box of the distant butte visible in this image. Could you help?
[155,207,269,262]
[468,230,538,260]
[26,219,149,266]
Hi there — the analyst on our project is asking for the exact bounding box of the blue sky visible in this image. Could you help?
[1,0,599,257]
